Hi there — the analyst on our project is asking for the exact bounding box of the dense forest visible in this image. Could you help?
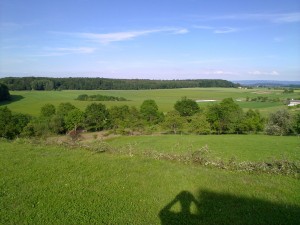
[0,77,238,90]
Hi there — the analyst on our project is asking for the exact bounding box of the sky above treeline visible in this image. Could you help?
[0,0,299,80]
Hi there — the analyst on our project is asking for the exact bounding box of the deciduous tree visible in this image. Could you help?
[265,109,293,135]
[65,109,84,132]
[84,103,109,131]
[140,99,163,124]
[0,83,10,101]
[174,97,199,117]
[162,111,185,134]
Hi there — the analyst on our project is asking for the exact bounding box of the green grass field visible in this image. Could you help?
[1,138,300,224]
[105,134,300,162]
[1,88,300,224]
[1,88,299,116]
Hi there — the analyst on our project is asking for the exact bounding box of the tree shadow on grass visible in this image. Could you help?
[0,95,24,106]
[159,190,300,225]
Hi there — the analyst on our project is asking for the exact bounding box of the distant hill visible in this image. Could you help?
[232,80,300,87]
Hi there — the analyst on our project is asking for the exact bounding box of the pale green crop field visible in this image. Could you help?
[1,88,299,116]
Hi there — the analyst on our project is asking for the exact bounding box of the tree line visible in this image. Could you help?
[76,94,128,101]
[0,77,238,90]
[1,97,299,139]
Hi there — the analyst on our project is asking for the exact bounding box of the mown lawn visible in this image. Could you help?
[1,139,300,224]
[1,88,298,116]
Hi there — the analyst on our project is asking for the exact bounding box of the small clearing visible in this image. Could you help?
[196,100,217,103]
[252,91,272,94]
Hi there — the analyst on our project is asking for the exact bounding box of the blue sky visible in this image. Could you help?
[0,0,299,80]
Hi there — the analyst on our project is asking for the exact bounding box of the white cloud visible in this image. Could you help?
[214,27,238,34]
[173,28,189,34]
[193,12,300,24]
[53,47,96,54]
[194,25,238,34]
[78,30,161,44]
[52,28,188,44]
[271,12,300,23]
[36,47,96,56]
[248,70,279,76]
[198,70,237,75]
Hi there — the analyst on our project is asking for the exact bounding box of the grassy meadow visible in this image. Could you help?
[1,139,300,224]
[1,87,299,116]
[1,87,300,224]
[105,134,300,162]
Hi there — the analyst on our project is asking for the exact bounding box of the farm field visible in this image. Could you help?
[0,138,300,224]
[1,87,299,116]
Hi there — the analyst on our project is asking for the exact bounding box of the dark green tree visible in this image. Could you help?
[84,103,109,131]
[65,109,84,132]
[206,104,225,134]
[140,99,163,124]
[293,112,300,135]
[0,107,13,138]
[57,102,76,117]
[109,105,131,130]
[22,117,51,137]
[0,107,30,139]
[128,106,144,133]
[11,113,31,136]
[174,97,199,117]
[189,113,211,134]
[206,98,244,134]
[0,83,10,101]
[162,110,185,134]
[40,104,56,117]
[243,109,265,133]
[49,115,65,134]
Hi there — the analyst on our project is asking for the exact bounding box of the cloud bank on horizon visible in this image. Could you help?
[0,0,299,80]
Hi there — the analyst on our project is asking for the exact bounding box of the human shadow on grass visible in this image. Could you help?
[0,95,24,106]
[159,190,300,225]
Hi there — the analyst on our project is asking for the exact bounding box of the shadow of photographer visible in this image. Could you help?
[159,190,300,225]
[159,191,200,225]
